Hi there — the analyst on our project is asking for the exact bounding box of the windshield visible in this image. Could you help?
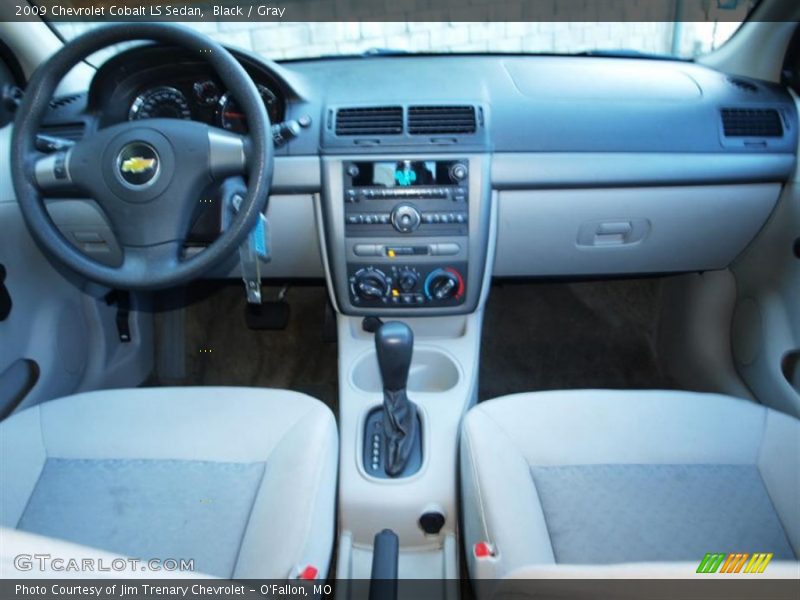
[48,12,755,62]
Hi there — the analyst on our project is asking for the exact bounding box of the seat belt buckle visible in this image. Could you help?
[473,541,499,580]
[288,565,324,600]
[289,564,318,580]
[474,541,496,559]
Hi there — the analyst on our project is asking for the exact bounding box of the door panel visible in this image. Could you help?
[731,95,800,417]
[0,125,153,416]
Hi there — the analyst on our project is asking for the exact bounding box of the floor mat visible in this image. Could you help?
[158,283,338,414]
[479,279,673,400]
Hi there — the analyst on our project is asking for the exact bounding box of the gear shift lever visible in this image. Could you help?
[375,321,420,476]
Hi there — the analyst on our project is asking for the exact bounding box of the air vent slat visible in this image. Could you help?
[408,105,477,135]
[721,108,782,138]
[727,77,758,93]
[335,106,403,136]
[49,93,83,110]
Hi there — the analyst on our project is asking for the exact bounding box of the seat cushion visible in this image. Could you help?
[0,387,338,579]
[460,390,800,579]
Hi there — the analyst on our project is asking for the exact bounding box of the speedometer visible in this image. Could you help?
[217,84,280,133]
[129,86,191,121]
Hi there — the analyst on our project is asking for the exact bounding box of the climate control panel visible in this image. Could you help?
[348,263,467,308]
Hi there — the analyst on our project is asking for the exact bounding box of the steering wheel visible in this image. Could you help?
[11,24,273,289]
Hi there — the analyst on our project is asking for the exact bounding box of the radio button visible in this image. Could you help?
[391,204,421,233]
[431,243,461,256]
[450,163,468,182]
[353,244,379,256]
[346,215,363,225]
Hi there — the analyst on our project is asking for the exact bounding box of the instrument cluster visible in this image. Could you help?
[127,76,283,133]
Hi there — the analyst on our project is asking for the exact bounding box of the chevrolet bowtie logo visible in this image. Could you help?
[121,157,156,174]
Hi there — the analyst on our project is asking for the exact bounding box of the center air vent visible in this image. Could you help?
[335,106,403,136]
[408,105,477,135]
[721,108,783,137]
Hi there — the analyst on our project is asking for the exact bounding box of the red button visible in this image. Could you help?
[474,542,494,558]
[298,565,318,580]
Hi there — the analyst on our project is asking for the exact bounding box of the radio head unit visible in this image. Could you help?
[322,154,490,316]
[343,159,469,239]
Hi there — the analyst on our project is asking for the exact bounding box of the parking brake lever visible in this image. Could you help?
[369,529,398,600]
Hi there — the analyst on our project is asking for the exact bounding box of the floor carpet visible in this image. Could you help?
[159,282,339,414]
[479,278,673,401]
[156,277,672,411]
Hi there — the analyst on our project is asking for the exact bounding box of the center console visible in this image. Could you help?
[318,153,495,587]
[321,154,491,316]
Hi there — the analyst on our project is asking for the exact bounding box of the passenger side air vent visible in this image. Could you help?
[335,106,403,136]
[721,108,783,137]
[408,105,477,135]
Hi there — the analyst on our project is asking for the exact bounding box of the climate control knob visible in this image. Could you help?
[396,268,420,293]
[353,268,389,300]
[424,268,464,301]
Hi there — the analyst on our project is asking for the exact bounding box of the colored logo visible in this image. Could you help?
[394,167,416,186]
[117,142,160,187]
[697,552,773,574]
[121,157,156,174]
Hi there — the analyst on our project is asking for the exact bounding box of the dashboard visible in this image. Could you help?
[34,43,798,316]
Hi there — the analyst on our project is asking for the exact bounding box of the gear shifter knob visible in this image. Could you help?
[375,321,413,392]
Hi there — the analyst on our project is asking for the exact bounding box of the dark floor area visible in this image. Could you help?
[479,278,673,401]
[156,277,672,411]
[159,282,339,413]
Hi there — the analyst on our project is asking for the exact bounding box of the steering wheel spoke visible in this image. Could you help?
[33,150,77,194]
[208,128,247,180]
[120,241,183,278]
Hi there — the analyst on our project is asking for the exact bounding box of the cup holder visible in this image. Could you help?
[352,348,460,393]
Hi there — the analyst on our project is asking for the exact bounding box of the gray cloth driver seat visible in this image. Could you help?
[0,387,338,579]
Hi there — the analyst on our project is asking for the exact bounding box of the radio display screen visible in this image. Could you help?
[350,160,455,187]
